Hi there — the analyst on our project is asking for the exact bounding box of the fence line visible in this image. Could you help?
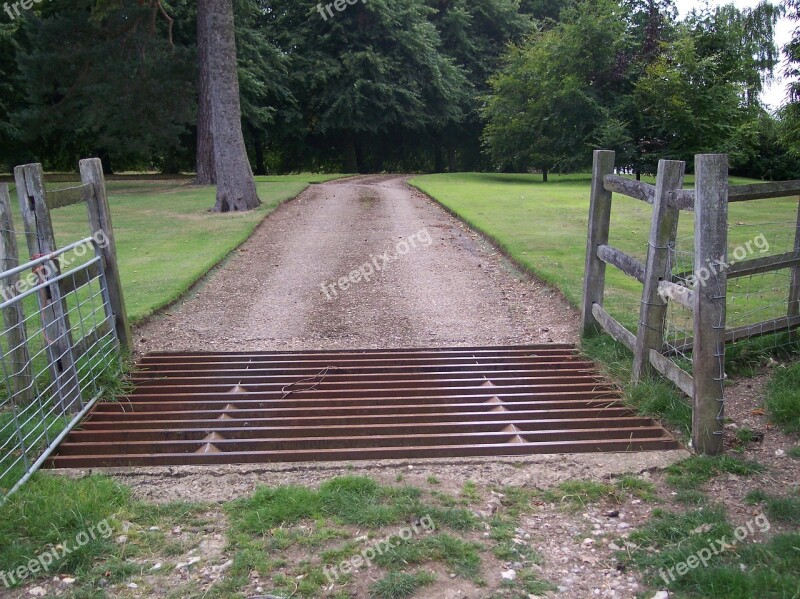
[582,150,800,455]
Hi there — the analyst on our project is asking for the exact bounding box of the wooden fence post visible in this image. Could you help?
[79,159,132,353]
[633,160,685,382]
[581,150,616,337]
[0,184,34,405]
[14,163,83,413]
[692,154,729,455]
[789,197,800,340]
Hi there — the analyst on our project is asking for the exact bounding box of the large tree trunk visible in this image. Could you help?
[195,3,215,185]
[198,0,260,212]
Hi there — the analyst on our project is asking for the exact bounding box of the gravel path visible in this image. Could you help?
[136,175,578,353]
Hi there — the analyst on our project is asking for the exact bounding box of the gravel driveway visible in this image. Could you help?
[136,175,579,353]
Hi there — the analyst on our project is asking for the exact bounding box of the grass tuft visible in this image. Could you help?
[665,455,764,489]
[744,489,800,525]
[373,534,484,581]
[581,335,692,436]
[369,570,436,599]
[624,506,800,598]
[0,475,130,585]
[542,480,618,508]
[765,363,800,433]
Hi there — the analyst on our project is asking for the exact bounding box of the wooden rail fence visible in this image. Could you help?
[582,150,800,455]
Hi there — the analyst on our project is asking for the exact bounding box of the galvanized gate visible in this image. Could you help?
[0,159,129,501]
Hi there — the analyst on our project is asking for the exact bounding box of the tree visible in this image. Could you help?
[426,0,530,171]
[482,0,626,179]
[262,0,469,173]
[197,0,260,212]
[13,0,195,174]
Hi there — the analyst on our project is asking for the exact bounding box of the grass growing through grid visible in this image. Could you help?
[581,333,693,436]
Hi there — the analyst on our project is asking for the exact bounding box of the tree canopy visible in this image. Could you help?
[0,0,798,178]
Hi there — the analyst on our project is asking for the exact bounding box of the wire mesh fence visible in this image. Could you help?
[0,237,119,501]
[664,219,800,375]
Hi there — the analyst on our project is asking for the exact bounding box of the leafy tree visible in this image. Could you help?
[426,0,530,171]
[263,0,469,173]
[482,0,627,179]
[0,21,23,170]
[13,0,195,173]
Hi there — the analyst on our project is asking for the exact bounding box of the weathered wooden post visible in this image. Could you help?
[581,150,616,336]
[0,184,34,405]
[79,159,132,353]
[692,154,729,455]
[789,197,800,340]
[14,163,83,413]
[632,160,685,381]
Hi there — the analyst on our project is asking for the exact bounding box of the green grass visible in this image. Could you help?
[665,455,764,490]
[745,489,800,525]
[0,475,129,583]
[215,476,483,597]
[765,363,800,433]
[582,333,693,435]
[229,477,449,531]
[410,172,800,397]
[622,506,800,598]
[409,172,798,332]
[789,446,800,458]
[372,534,484,581]
[541,480,618,507]
[370,570,436,599]
[8,175,343,324]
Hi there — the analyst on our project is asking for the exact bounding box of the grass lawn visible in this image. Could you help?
[408,173,799,332]
[6,174,345,324]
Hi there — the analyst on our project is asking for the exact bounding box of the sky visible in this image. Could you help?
[674,0,795,108]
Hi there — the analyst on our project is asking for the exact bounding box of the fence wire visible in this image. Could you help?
[664,220,800,374]
[0,237,119,501]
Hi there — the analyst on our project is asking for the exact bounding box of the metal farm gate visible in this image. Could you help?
[0,160,129,501]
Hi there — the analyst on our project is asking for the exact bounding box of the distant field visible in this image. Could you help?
[5,174,346,323]
[409,173,799,332]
